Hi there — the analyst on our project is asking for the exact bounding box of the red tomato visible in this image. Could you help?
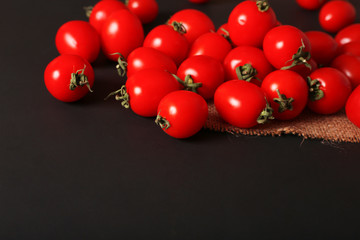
[308,67,352,114]
[346,85,360,128]
[338,41,360,58]
[223,46,273,86]
[126,47,177,77]
[305,31,338,66]
[156,90,208,139]
[188,32,232,62]
[55,21,100,63]
[290,58,318,79]
[214,80,273,128]
[261,70,308,120]
[107,69,181,117]
[101,9,144,61]
[89,0,127,34]
[263,25,312,70]
[335,24,360,46]
[44,55,94,102]
[331,54,360,89]
[228,0,277,48]
[126,0,158,24]
[177,55,225,100]
[143,24,189,66]
[296,0,327,10]
[168,9,215,44]
[319,0,356,33]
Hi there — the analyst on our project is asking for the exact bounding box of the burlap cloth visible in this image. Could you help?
[204,102,360,143]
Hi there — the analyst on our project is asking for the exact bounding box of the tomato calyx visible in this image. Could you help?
[170,21,187,34]
[256,0,270,12]
[219,28,233,45]
[83,6,93,18]
[69,65,93,92]
[235,64,260,83]
[273,89,294,113]
[110,53,128,77]
[104,85,130,108]
[155,113,171,130]
[173,74,202,93]
[257,99,274,124]
[307,77,324,101]
[281,39,312,71]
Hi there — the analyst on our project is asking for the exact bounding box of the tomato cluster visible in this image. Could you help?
[44,0,360,139]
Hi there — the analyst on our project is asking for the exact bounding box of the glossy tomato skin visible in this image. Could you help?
[188,32,232,62]
[125,69,181,117]
[228,0,277,48]
[319,0,356,33]
[305,31,338,66]
[296,0,327,10]
[214,80,269,128]
[346,85,360,128]
[261,70,308,120]
[55,21,100,63]
[338,41,360,58]
[143,24,189,66]
[44,55,94,102]
[126,0,158,24]
[263,25,311,70]
[156,90,208,139]
[177,55,225,100]
[168,9,215,44]
[126,47,177,77]
[101,9,144,61]
[308,67,352,114]
[89,0,127,34]
[331,54,360,89]
[335,24,360,46]
[223,46,273,86]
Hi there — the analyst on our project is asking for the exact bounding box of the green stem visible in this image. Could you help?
[273,89,294,113]
[83,6,93,18]
[110,53,128,77]
[104,85,130,108]
[307,77,324,101]
[173,74,202,93]
[281,39,311,71]
[257,98,274,124]
[155,114,171,130]
[256,0,270,12]
[171,21,187,34]
[235,64,260,83]
[69,65,93,92]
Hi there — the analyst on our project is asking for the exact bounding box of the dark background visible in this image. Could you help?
[1,0,360,239]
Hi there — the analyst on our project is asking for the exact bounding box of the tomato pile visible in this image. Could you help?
[44,0,360,139]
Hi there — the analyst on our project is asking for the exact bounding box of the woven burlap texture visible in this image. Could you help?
[204,102,360,143]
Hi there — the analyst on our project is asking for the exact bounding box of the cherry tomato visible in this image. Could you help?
[228,0,277,48]
[44,55,94,102]
[319,0,356,33]
[126,47,177,77]
[338,41,360,58]
[263,25,312,71]
[143,24,189,66]
[296,0,327,10]
[168,9,215,44]
[126,0,158,24]
[89,0,127,34]
[108,69,181,117]
[188,32,232,62]
[305,31,338,66]
[331,54,360,89]
[177,55,225,100]
[346,85,360,128]
[335,23,360,46]
[223,46,273,86]
[101,9,144,61]
[214,80,273,128]
[156,90,208,139]
[261,70,308,120]
[55,20,100,63]
[308,67,352,115]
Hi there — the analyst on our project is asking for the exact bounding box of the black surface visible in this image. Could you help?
[2,0,360,239]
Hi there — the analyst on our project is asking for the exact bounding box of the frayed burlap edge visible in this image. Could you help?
[204,102,360,143]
